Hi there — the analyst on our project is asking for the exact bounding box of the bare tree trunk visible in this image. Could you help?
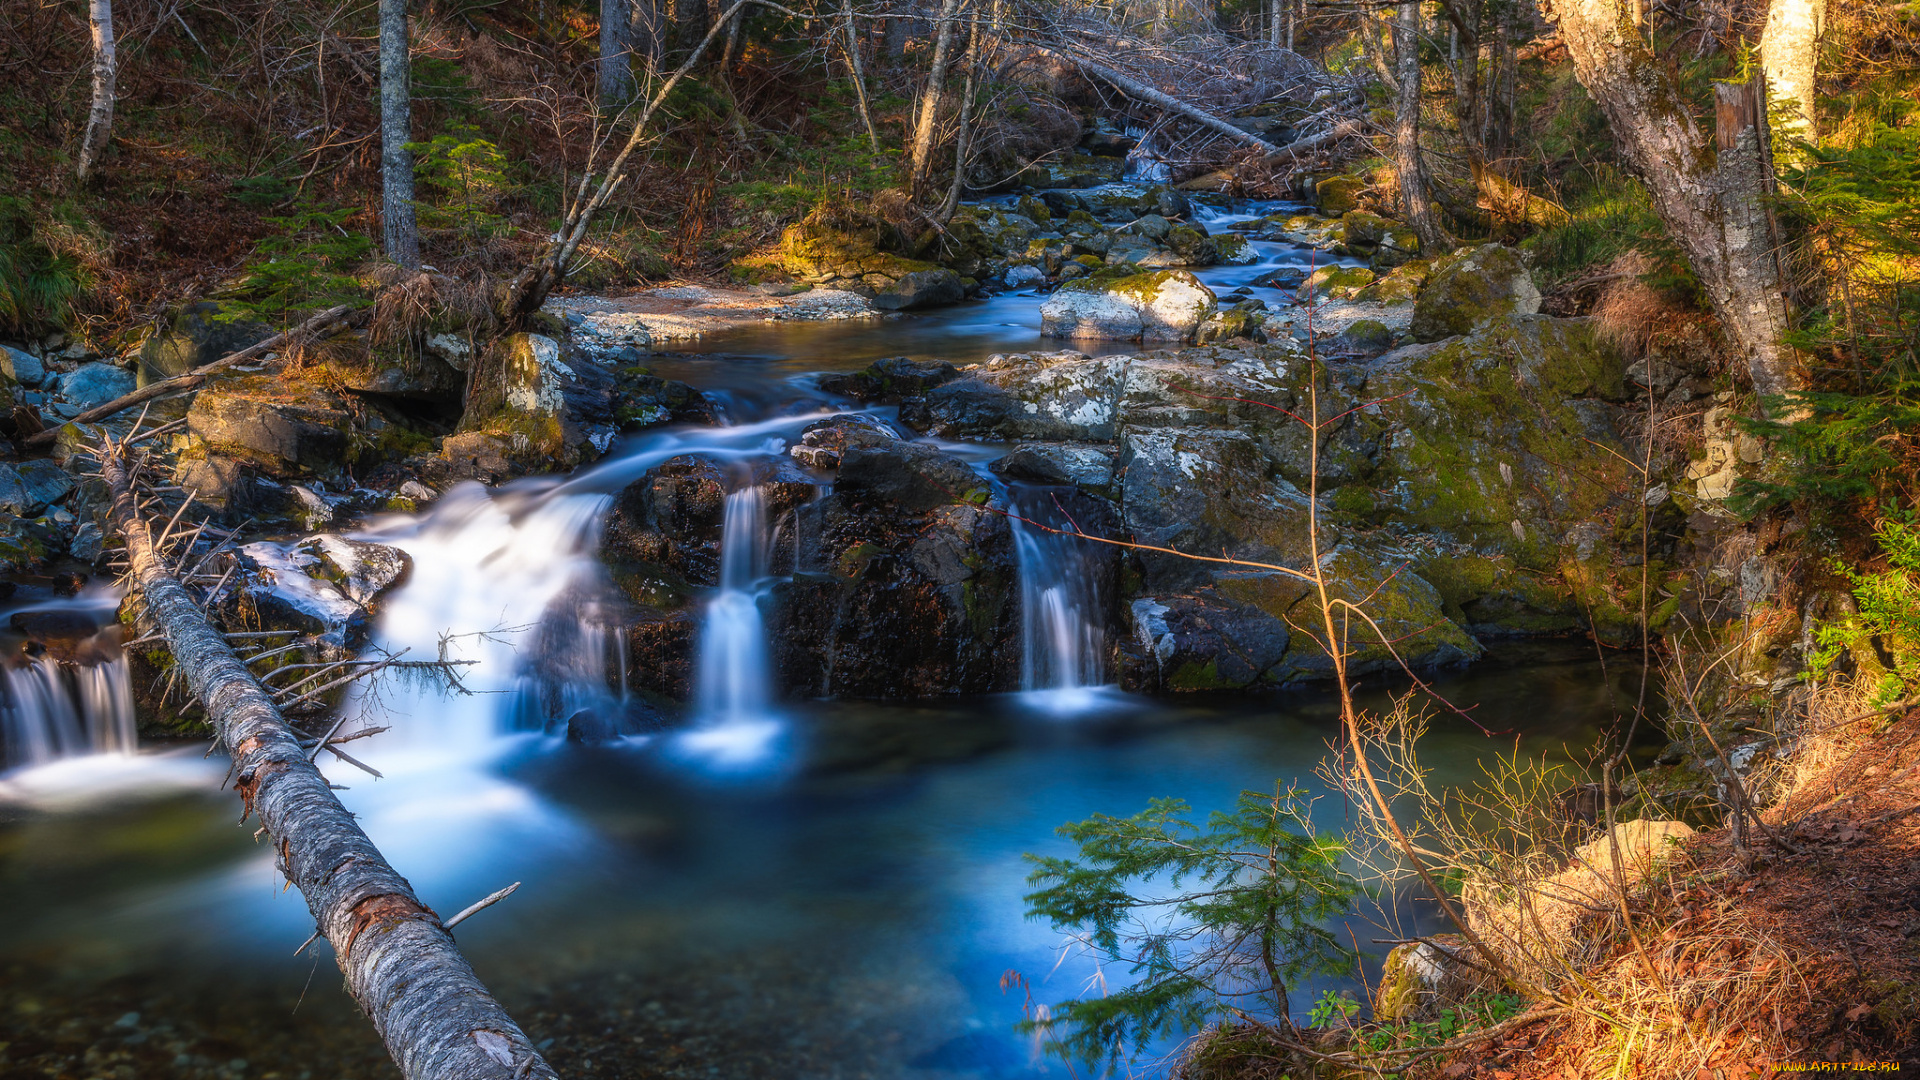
[102,443,557,1080]
[380,0,419,268]
[1555,0,1806,404]
[631,0,663,73]
[907,0,965,197]
[842,0,879,153]
[76,0,115,182]
[1040,47,1281,154]
[1391,0,1448,252]
[600,0,636,103]
[937,21,980,221]
[1759,0,1825,147]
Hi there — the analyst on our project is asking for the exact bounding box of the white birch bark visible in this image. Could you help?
[1759,0,1825,146]
[76,0,116,181]
[380,0,420,268]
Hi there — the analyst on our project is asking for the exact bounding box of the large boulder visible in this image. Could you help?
[56,363,136,409]
[0,460,76,516]
[459,333,618,467]
[185,381,351,478]
[1409,244,1542,342]
[1039,270,1216,343]
[139,301,274,381]
[2,344,47,387]
[817,356,960,402]
[872,268,965,311]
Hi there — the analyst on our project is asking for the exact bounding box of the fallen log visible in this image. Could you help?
[101,437,557,1080]
[1034,46,1282,155]
[23,304,360,450]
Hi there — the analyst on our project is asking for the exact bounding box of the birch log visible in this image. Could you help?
[76,0,116,181]
[103,446,556,1080]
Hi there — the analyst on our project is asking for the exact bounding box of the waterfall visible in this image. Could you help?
[680,485,782,765]
[2,649,136,772]
[1010,489,1107,712]
[1123,126,1171,183]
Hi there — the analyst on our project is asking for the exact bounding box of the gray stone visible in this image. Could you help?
[139,301,274,380]
[55,363,137,409]
[2,344,47,387]
[1004,264,1046,289]
[872,268,965,311]
[1409,244,1541,343]
[0,460,77,516]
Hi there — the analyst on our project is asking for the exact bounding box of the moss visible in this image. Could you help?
[1339,211,1392,250]
[1073,254,1103,269]
[1168,659,1228,690]
[1304,265,1375,299]
[1315,175,1365,217]
[1354,259,1430,304]
[1213,234,1250,263]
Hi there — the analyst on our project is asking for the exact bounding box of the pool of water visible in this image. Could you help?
[0,643,1639,1080]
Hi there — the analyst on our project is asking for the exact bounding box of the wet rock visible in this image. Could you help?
[990,443,1119,491]
[1004,264,1046,289]
[817,357,960,402]
[68,521,104,563]
[1127,592,1291,691]
[603,456,733,588]
[834,440,990,513]
[613,369,715,430]
[185,382,351,480]
[1409,244,1541,342]
[461,333,619,466]
[138,301,275,380]
[2,344,46,387]
[912,350,1130,441]
[55,364,136,409]
[225,536,410,649]
[1039,270,1216,343]
[0,460,76,516]
[872,268,965,311]
[1304,265,1375,300]
[1331,319,1394,357]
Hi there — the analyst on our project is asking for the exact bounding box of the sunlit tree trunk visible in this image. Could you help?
[1555,0,1806,405]
[76,0,115,181]
[907,0,964,198]
[842,0,879,152]
[379,0,418,268]
[1390,0,1448,251]
[1759,0,1825,147]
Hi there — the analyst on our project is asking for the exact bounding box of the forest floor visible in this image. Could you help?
[1439,707,1920,1078]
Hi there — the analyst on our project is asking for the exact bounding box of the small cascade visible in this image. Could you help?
[1,603,137,771]
[1123,126,1172,183]
[681,485,782,765]
[1010,489,1108,711]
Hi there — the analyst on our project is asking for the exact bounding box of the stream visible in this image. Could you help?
[0,196,1631,1080]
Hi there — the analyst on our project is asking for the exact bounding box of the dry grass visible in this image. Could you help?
[1588,252,1687,361]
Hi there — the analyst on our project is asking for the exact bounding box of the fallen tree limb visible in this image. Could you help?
[1031,45,1281,154]
[24,304,360,450]
[102,438,556,1080]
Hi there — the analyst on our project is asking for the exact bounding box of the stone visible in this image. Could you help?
[187,388,350,477]
[989,443,1119,490]
[55,363,136,409]
[296,534,412,607]
[1304,265,1376,299]
[68,522,104,563]
[223,537,407,650]
[2,344,46,387]
[138,301,274,381]
[1004,264,1046,289]
[872,268,965,311]
[0,460,76,516]
[835,441,989,514]
[1333,319,1394,356]
[817,356,960,402]
[424,333,474,372]
[1409,244,1541,342]
[1039,270,1216,343]
[1374,935,1488,1023]
[1314,175,1365,217]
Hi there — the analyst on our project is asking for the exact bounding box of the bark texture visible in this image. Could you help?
[1041,48,1281,154]
[600,0,636,103]
[907,0,967,197]
[380,0,419,268]
[1554,0,1806,403]
[1759,0,1825,145]
[1390,0,1448,252]
[103,444,556,1080]
[76,0,116,181]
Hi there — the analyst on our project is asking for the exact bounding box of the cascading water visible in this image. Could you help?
[679,484,783,765]
[1,599,137,772]
[1123,126,1172,183]
[1010,489,1109,713]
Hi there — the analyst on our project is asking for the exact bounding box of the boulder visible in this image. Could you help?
[1314,175,1366,217]
[138,301,275,381]
[465,333,618,466]
[872,268,965,311]
[186,383,351,479]
[1409,244,1541,342]
[1304,265,1376,299]
[56,363,137,409]
[0,460,76,516]
[1039,270,1216,343]
[991,443,1120,491]
[817,356,960,402]
[2,344,46,387]
[223,536,412,650]
[1004,264,1046,289]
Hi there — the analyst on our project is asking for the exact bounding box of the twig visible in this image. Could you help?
[444,882,521,931]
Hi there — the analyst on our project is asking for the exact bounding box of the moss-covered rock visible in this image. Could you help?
[1315,175,1366,217]
[1409,244,1541,342]
[1354,259,1430,304]
[1304,264,1376,299]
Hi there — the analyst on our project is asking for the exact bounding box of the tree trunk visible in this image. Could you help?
[842,0,879,153]
[600,0,636,103]
[102,444,557,1080]
[1759,0,1825,147]
[379,0,419,268]
[907,0,965,197]
[1040,48,1281,154]
[631,0,663,73]
[937,22,980,221]
[1391,0,1449,252]
[23,306,360,450]
[1555,0,1806,404]
[76,0,115,182]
